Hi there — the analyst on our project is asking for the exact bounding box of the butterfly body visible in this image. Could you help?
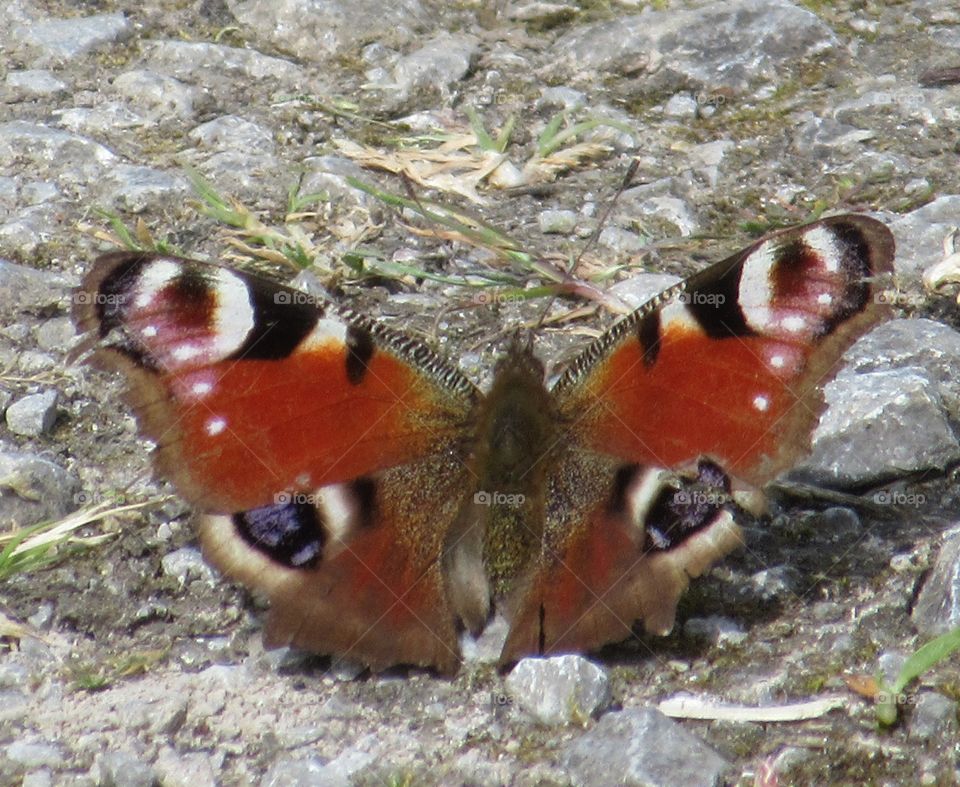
[74,215,895,673]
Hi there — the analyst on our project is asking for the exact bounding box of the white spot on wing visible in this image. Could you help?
[769,354,785,369]
[780,315,808,334]
[173,344,202,362]
[753,395,770,412]
[205,417,227,436]
[142,325,158,338]
[817,292,833,306]
[192,380,213,396]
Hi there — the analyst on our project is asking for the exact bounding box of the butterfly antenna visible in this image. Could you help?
[533,159,639,330]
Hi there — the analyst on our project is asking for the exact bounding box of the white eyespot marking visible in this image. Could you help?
[315,484,358,543]
[295,473,311,488]
[769,354,786,369]
[205,417,227,436]
[300,318,350,352]
[780,315,808,334]
[141,325,158,338]
[753,395,770,412]
[817,292,834,306]
[133,259,180,308]
[803,226,841,273]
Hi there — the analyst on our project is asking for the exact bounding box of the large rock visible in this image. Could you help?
[551,0,837,95]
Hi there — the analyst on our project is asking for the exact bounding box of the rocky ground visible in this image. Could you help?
[2,0,960,785]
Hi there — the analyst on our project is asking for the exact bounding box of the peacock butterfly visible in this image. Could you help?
[72,214,895,674]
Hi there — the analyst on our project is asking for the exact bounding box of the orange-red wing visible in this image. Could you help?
[73,252,479,512]
[500,456,743,666]
[552,215,895,486]
[200,448,478,674]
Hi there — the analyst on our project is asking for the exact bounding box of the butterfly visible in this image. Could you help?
[73,214,895,674]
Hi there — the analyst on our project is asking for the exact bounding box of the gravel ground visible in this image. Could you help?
[2,0,960,785]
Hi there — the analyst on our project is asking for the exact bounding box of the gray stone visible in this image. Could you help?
[113,69,200,123]
[17,351,57,375]
[33,317,77,353]
[153,750,217,787]
[142,40,303,83]
[96,751,157,787]
[552,0,836,95]
[842,319,960,421]
[598,226,649,255]
[161,547,217,585]
[748,565,804,601]
[538,209,578,235]
[0,451,80,528]
[790,114,875,157]
[0,259,74,320]
[890,195,960,277]
[793,369,960,487]
[6,390,58,436]
[664,93,698,118]
[298,156,377,213]
[0,120,116,178]
[631,196,699,236]
[98,164,190,214]
[562,708,730,787]
[260,757,342,787]
[226,0,424,63]
[912,525,960,637]
[12,13,133,66]
[5,741,64,770]
[0,688,29,724]
[20,180,60,205]
[21,770,52,787]
[3,70,68,101]
[505,655,611,725]
[610,273,681,309]
[188,115,275,153]
[907,692,959,741]
[683,616,747,646]
[385,33,480,108]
